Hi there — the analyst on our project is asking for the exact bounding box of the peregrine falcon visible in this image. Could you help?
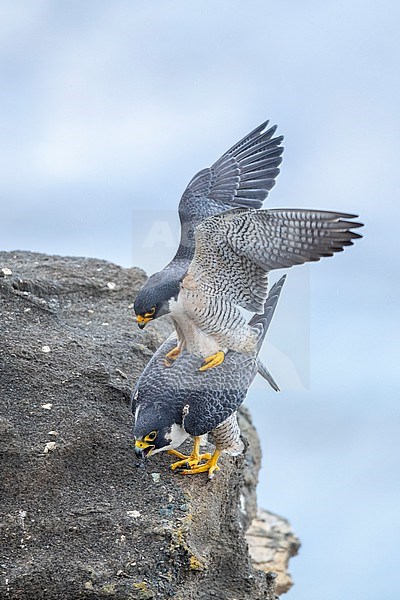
[133,276,286,477]
[134,120,284,328]
[150,207,363,370]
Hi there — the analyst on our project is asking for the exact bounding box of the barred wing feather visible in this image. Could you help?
[188,208,363,313]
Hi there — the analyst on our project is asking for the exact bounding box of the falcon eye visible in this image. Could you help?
[145,431,157,442]
[145,307,156,317]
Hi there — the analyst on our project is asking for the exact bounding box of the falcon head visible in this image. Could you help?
[134,428,165,458]
[133,402,188,459]
[134,424,188,459]
[134,272,179,329]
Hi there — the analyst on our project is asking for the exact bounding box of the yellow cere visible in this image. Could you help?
[135,439,152,449]
[136,312,154,325]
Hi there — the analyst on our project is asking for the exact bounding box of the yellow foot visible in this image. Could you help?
[170,453,212,471]
[164,345,181,367]
[198,351,225,372]
[166,346,181,361]
[168,449,190,460]
[168,437,211,471]
[181,450,221,478]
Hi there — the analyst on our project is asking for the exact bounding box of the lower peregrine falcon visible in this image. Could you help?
[133,276,285,477]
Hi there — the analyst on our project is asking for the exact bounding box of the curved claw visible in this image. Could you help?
[199,351,225,372]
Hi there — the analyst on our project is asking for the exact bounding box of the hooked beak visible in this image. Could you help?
[134,439,154,459]
[136,315,153,329]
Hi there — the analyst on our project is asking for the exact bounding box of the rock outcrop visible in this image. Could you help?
[0,251,299,600]
[246,510,300,595]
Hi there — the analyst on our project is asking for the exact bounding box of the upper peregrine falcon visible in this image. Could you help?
[133,276,286,478]
[134,120,284,326]
[151,207,363,370]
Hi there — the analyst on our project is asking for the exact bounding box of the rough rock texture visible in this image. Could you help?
[0,251,298,600]
[247,510,301,595]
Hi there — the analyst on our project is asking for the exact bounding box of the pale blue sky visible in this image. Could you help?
[1,2,399,598]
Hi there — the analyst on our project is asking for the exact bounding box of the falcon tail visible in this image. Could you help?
[250,275,286,391]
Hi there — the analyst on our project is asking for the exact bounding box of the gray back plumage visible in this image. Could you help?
[133,276,285,438]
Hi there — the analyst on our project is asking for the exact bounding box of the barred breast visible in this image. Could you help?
[171,275,258,357]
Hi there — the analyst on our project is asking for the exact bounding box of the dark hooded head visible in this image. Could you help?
[134,270,180,329]
[132,393,188,459]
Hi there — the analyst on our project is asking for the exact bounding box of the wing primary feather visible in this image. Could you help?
[239,177,280,189]
[240,167,281,181]
[233,189,269,200]
[234,134,285,162]
[224,197,265,209]
[240,150,284,170]
[223,120,272,156]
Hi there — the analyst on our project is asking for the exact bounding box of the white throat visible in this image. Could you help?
[151,423,189,455]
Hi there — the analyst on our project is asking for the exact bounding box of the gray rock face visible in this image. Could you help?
[247,510,301,595]
[0,251,298,599]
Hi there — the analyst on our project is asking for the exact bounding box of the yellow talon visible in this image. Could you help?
[168,449,190,460]
[169,437,211,471]
[165,346,181,361]
[199,351,225,372]
[170,453,212,471]
[181,450,221,478]
[164,345,181,367]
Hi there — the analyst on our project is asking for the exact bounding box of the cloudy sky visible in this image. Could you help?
[1,2,399,598]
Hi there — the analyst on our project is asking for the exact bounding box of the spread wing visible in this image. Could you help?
[187,208,363,313]
[175,121,284,260]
